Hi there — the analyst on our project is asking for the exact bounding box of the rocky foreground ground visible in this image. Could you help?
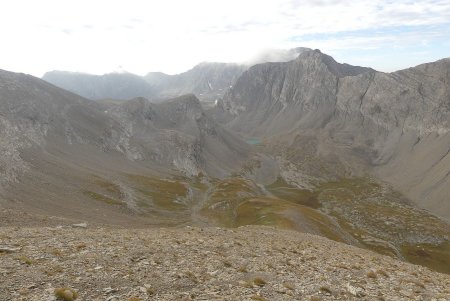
[1,223,449,301]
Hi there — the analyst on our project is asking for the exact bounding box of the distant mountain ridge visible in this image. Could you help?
[42,71,154,101]
[42,48,309,103]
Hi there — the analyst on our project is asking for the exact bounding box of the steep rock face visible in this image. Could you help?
[42,71,155,100]
[217,50,372,134]
[215,50,450,219]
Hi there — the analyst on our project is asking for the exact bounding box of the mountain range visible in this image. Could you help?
[1,48,449,274]
[42,47,309,104]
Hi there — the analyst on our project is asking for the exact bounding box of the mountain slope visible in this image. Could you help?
[0,69,249,223]
[214,50,450,220]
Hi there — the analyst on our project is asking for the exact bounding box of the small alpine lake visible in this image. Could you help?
[246,138,261,145]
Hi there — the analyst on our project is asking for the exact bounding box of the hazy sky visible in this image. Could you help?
[1,0,450,77]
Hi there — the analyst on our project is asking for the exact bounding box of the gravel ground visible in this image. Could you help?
[1,225,449,301]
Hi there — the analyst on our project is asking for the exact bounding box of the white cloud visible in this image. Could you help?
[0,0,449,76]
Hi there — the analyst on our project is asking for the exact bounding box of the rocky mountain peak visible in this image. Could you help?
[296,49,374,77]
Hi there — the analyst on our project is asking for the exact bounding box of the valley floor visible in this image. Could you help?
[1,221,449,300]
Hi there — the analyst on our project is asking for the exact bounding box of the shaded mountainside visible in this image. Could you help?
[0,69,249,224]
[214,49,450,221]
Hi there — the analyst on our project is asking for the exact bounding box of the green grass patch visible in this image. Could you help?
[266,177,319,208]
[125,174,188,211]
[402,242,450,274]
[83,191,123,205]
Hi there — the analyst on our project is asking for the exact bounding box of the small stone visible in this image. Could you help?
[0,268,11,274]
[103,287,118,294]
[207,270,219,276]
[0,245,21,253]
[346,283,366,297]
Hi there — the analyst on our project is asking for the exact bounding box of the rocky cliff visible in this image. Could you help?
[215,49,450,219]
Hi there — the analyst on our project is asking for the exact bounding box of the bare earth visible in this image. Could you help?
[1,222,449,301]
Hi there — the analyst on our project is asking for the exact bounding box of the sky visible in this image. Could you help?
[1,0,450,77]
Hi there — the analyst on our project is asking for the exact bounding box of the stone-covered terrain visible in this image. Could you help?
[1,220,449,301]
